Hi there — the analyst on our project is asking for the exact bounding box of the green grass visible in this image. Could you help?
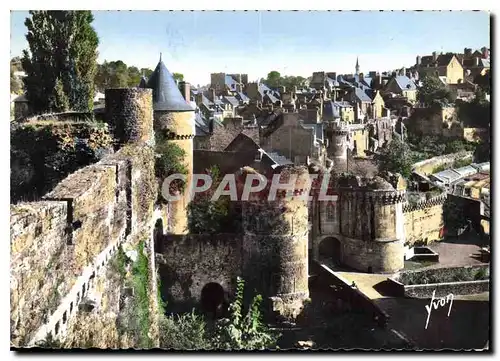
[400,267,489,285]
[130,240,152,348]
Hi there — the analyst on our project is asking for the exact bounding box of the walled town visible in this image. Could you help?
[10,11,490,351]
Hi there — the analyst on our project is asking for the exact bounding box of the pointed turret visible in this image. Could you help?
[146,55,192,111]
[139,75,148,88]
[355,57,360,75]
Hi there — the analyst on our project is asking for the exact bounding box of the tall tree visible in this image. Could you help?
[21,11,99,113]
[172,72,184,83]
[264,71,281,88]
[416,74,453,108]
[374,136,415,178]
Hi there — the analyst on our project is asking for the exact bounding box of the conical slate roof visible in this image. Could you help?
[146,57,193,112]
[139,75,148,88]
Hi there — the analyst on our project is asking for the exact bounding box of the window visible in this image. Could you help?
[326,203,335,219]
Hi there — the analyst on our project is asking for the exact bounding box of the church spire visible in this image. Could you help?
[355,56,360,75]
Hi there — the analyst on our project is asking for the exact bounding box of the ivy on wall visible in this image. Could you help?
[154,133,188,202]
[10,121,113,203]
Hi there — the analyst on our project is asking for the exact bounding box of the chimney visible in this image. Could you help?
[178,81,191,102]
[402,67,406,77]
[209,88,216,102]
[235,84,242,93]
[209,119,214,134]
[475,57,480,66]
[416,55,421,66]
[432,51,438,62]
[481,47,489,59]
[359,72,364,80]
[195,92,203,105]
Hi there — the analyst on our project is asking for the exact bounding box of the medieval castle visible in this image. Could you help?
[10,57,446,348]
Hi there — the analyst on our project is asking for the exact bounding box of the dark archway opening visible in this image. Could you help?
[318,237,342,264]
[200,283,226,320]
[154,219,163,253]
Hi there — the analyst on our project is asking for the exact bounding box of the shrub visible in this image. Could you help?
[452,157,473,168]
[159,311,212,350]
[155,137,188,200]
[211,277,280,350]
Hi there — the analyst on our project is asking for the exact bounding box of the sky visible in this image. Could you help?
[10,11,490,86]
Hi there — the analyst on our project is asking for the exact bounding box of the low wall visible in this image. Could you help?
[315,262,390,328]
[390,264,490,298]
[411,151,474,176]
[404,280,490,298]
[410,247,439,262]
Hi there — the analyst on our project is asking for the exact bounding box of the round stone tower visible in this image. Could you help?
[105,88,154,147]
[141,55,195,234]
[326,124,349,162]
[339,176,406,273]
[240,166,311,319]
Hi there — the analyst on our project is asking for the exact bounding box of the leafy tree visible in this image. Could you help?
[10,66,23,94]
[212,277,280,350]
[456,88,490,129]
[172,72,184,83]
[281,75,307,90]
[264,71,281,88]
[262,71,307,90]
[95,61,155,90]
[474,70,490,94]
[22,11,99,113]
[374,136,415,178]
[416,74,453,107]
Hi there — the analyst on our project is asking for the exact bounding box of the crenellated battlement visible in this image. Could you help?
[403,193,447,213]
[340,189,406,205]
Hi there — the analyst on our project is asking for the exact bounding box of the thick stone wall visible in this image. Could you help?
[10,144,158,348]
[411,151,473,175]
[403,197,446,245]
[10,201,70,345]
[155,234,243,313]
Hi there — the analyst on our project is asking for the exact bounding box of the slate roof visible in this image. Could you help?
[236,92,250,102]
[259,149,294,168]
[431,169,462,184]
[354,87,372,102]
[394,76,417,91]
[194,113,210,136]
[471,162,490,172]
[326,76,340,87]
[144,58,193,111]
[259,83,281,100]
[454,165,478,178]
[223,96,240,108]
[420,54,456,67]
[360,77,373,88]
